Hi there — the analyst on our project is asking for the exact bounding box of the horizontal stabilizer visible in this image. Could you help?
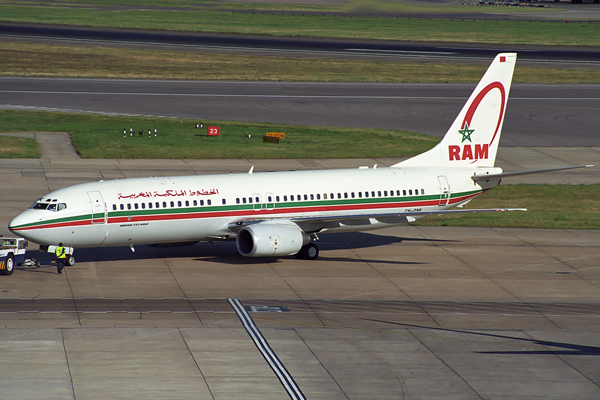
[472,165,594,181]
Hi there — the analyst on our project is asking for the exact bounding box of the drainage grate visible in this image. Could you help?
[245,305,290,313]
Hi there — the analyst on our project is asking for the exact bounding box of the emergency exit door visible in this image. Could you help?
[87,191,107,224]
[437,176,450,206]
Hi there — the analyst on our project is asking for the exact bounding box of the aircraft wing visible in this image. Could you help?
[228,207,527,232]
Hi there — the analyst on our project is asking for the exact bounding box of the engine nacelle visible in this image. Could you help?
[236,222,309,257]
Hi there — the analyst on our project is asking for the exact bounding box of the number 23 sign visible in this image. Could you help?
[208,126,220,136]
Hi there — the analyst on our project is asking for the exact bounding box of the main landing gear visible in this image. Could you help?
[295,243,319,260]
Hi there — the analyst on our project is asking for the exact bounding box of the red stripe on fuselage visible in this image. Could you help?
[12,192,481,231]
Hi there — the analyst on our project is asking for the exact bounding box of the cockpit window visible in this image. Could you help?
[30,202,67,211]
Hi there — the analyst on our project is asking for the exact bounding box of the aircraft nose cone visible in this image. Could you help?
[8,214,23,233]
[9,211,34,237]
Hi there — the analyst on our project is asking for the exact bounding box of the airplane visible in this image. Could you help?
[8,53,591,265]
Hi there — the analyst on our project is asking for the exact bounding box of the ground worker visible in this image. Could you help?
[55,242,66,274]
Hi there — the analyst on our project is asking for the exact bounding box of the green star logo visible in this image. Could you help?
[458,123,474,143]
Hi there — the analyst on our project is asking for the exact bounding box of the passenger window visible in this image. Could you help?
[276,196,280,202]
[208,200,212,205]
[242,198,247,204]
[421,189,425,195]
[310,194,314,200]
[248,197,252,204]
[200,200,204,206]
[177,201,182,207]
[403,190,406,196]
[378,191,382,197]
[148,203,152,209]
[156,202,160,208]
[163,202,167,208]
[185,200,189,207]
[236,198,240,204]
[170,201,174,207]
[255,197,259,203]
[222,199,226,205]
[134,203,139,210]
[351,192,355,198]
[112,204,117,211]
[338,193,341,199]
[409,190,413,195]
[358,192,362,198]
[344,193,348,199]
[384,191,388,196]
[120,204,124,210]
[284,195,288,201]
[304,194,308,200]
[141,203,145,209]
[193,200,197,206]
[290,195,294,201]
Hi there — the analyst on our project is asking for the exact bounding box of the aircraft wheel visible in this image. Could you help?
[297,243,319,260]
[1,254,15,275]
[66,255,75,267]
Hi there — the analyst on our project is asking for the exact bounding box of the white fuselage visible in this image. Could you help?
[8,165,497,248]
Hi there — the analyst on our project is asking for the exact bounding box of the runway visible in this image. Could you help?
[2,22,599,65]
[2,78,600,146]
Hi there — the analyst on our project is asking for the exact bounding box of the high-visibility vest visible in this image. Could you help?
[56,246,66,259]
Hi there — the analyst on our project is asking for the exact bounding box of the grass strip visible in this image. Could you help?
[0,3,598,47]
[2,42,599,84]
[416,184,600,230]
[0,110,438,159]
[0,135,40,158]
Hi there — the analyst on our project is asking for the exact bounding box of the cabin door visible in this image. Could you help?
[88,191,107,224]
[437,176,451,206]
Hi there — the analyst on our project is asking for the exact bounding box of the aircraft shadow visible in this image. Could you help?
[366,320,600,356]
[21,231,455,265]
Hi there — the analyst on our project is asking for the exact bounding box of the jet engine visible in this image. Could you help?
[236,221,309,257]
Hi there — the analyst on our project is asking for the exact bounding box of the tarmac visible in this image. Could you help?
[0,135,599,399]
